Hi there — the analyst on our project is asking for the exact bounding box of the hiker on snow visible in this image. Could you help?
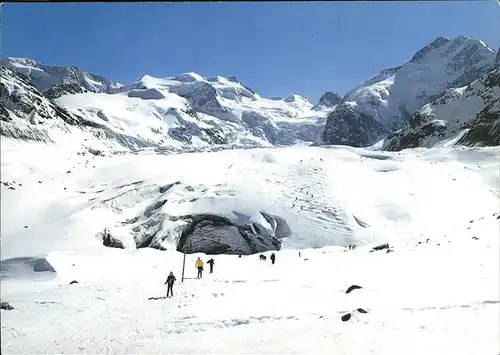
[270,253,276,265]
[207,258,215,274]
[195,257,204,279]
[165,272,176,298]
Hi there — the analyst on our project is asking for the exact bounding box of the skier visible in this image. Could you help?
[298,251,301,258]
[207,258,215,274]
[270,253,276,265]
[164,272,176,298]
[195,257,204,279]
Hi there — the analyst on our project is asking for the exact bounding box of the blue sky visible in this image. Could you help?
[2,2,499,102]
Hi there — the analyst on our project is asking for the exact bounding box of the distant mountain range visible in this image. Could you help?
[1,35,498,153]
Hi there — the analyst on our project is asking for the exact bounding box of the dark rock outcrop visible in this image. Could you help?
[370,243,390,252]
[323,103,388,146]
[43,83,88,99]
[99,230,125,249]
[312,92,342,110]
[168,126,193,144]
[128,88,165,100]
[1,302,14,311]
[33,258,57,272]
[457,94,500,147]
[176,213,283,255]
[69,280,79,285]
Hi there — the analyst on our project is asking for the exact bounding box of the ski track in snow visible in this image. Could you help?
[1,139,499,354]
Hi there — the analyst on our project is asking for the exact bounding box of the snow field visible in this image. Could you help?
[1,140,499,354]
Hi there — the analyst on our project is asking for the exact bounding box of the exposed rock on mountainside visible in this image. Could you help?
[1,58,331,150]
[0,67,161,150]
[383,62,500,151]
[323,36,496,147]
[0,57,121,93]
[43,83,90,100]
[0,67,81,129]
[312,92,342,111]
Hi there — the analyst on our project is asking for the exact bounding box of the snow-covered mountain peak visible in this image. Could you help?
[285,94,311,105]
[410,36,494,66]
[3,57,38,67]
[312,92,342,111]
[323,35,496,147]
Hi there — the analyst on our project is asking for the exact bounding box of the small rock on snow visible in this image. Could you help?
[1,302,14,311]
[346,285,363,294]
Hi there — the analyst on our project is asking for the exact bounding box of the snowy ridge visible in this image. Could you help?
[323,36,496,147]
[312,91,343,111]
[0,57,122,94]
[1,60,335,150]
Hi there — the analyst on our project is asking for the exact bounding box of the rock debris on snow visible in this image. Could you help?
[345,285,363,294]
[0,302,14,311]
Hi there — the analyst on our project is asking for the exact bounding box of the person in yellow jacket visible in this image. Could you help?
[195,257,204,279]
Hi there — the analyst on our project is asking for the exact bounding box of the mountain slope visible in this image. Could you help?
[0,57,122,95]
[312,91,342,111]
[0,66,187,152]
[323,36,496,147]
[1,59,337,150]
[382,64,500,151]
[0,66,85,141]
